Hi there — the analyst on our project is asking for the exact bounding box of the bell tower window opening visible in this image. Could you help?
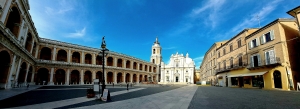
[152,59,155,63]
[153,49,155,54]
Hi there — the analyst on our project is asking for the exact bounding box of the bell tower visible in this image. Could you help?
[150,37,162,65]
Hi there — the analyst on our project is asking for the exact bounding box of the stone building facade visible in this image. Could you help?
[0,0,158,89]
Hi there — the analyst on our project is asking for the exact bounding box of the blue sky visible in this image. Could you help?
[28,0,299,68]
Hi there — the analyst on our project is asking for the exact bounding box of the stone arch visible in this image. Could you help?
[133,74,137,82]
[85,53,92,64]
[107,72,113,83]
[153,67,156,73]
[133,62,137,69]
[84,70,92,84]
[26,66,33,82]
[40,47,52,60]
[273,70,282,88]
[125,73,130,83]
[55,69,65,85]
[57,49,67,62]
[139,64,143,70]
[70,70,80,84]
[72,52,80,63]
[144,75,148,82]
[117,72,122,83]
[126,60,130,68]
[0,50,11,84]
[31,42,36,56]
[36,68,49,85]
[5,6,21,38]
[144,65,148,71]
[107,57,113,66]
[117,59,123,67]
[152,59,155,64]
[96,55,103,65]
[96,71,103,82]
[139,74,143,82]
[25,32,33,52]
[18,62,27,83]
[149,66,152,72]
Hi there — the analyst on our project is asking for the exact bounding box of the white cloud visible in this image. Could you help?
[68,27,86,38]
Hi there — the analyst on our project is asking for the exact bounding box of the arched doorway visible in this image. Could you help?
[139,75,143,82]
[117,73,122,83]
[144,75,148,82]
[25,33,33,52]
[55,69,65,85]
[18,62,27,84]
[125,73,130,83]
[72,52,80,63]
[57,50,67,62]
[133,74,137,82]
[107,57,113,66]
[36,68,49,85]
[5,7,21,38]
[273,70,282,88]
[40,47,52,60]
[85,54,92,64]
[84,71,92,84]
[0,51,11,84]
[70,70,80,84]
[96,56,102,65]
[26,66,33,82]
[96,71,103,82]
[107,72,113,83]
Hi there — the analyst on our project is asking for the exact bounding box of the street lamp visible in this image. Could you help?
[99,36,109,98]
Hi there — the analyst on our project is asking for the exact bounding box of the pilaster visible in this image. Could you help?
[24,64,30,84]
[130,73,133,83]
[6,55,16,89]
[123,72,126,83]
[30,67,35,84]
[15,57,22,83]
[92,54,96,64]
[92,70,96,80]
[68,49,71,62]
[30,40,35,54]
[81,51,84,64]
[114,72,117,84]
[80,70,84,84]
[0,0,12,23]
[34,45,39,58]
[52,47,56,61]
[66,69,70,85]
[49,68,54,85]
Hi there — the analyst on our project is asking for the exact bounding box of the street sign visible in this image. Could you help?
[93,79,99,91]
[101,89,108,101]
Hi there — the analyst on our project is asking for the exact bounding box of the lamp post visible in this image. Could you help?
[99,36,109,97]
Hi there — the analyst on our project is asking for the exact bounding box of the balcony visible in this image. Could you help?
[247,57,281,70]
[215,62,248,75]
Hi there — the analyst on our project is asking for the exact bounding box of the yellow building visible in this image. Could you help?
[215,29,258,87]
[199,41,227,84]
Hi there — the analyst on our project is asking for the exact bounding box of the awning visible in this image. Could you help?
[227,71,267,77]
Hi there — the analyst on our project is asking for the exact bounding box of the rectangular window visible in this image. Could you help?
[252,76,264,87]
[260,30,275,44]
[231,77,238,86]
[250,54,261,67]
[265,50,275,65]
[238,56,242,66]
[230,45,233,52]
[249,38,260,49]
[223,61,226,69]
[238,40,241,48]
[223,48,226,55]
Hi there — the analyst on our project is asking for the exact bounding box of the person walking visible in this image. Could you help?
[127,83,129,91]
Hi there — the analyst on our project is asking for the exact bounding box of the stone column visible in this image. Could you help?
[130,61,133,69]
[68,49,71,62]
[49,68,54,85]
[24,64,30,84]
[35,45,39,58]
[123,60,126,68]
[123,72,126,83]
[30,40,35,54]
[137,63,140,71]
[30,67,35,84]
[52,47,56,61]
[92,54,96,65]
[137,73,140,84]
[113,57,117,67]
[114,72,117,84]
[130,73,133,83]
[17,20,25,40]
[0,0,12,23]
[80,70,84,84]
[22,26,29,46]
[6,55,17,89]
[92,70,96,80]
[66,69,70,85]
[15,58,22,84]
[81,51,84,64]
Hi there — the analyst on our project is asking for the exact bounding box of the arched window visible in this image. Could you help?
[153,49,155,54]
[152,59,155,63]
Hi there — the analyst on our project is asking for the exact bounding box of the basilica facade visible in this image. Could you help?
[159,52,195,84]
[0,0,158,89]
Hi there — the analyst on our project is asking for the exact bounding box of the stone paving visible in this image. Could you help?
[1,85,300,109]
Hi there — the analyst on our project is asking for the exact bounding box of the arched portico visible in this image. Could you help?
[18,62,27,83]
[117,59,123,67]
[40,47,52,60]
[70,70,80,84]
[25,33,33,52]
[107,57,113,66]
[117,73,122,83]
[107,72,113,83]
[0,51,11,84]
[57,50,67,62]
[84,71,92,84]
[26,66,33,82]
[5,7,21,38]
[72,52,80,63]
[85,54,92,64]
[96,56,102,65]
[126,61,130,68]
[125,73,130,83]
[133,62,137,69]
[55,69,65,85]
[36,68,49,85]
[96,71,103,82]
[133,74,137,82]
[139,75,143,82]
[144,75,148,82]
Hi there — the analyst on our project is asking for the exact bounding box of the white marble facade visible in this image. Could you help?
[160,52,195,84]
